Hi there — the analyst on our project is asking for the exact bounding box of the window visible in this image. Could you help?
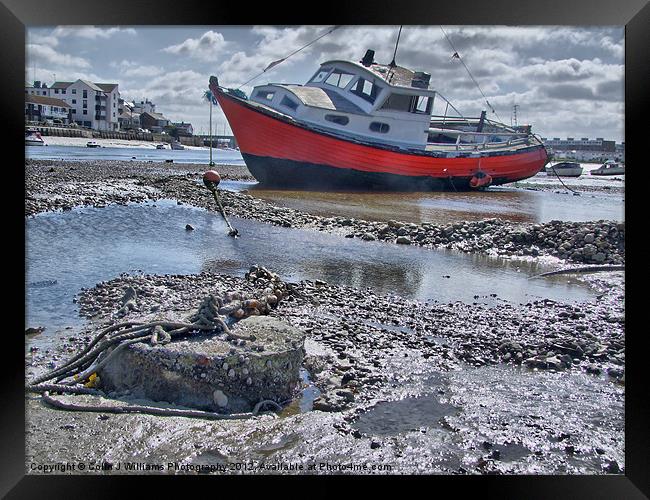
[325,70,355,89]
[72,89,77,94]
[370,122,390,133]
[54,89,59,94]
[83,110,87,115]
[280,96,298,111]
[380,93,412,112]
[72,109,76,114]
[83,101,87,108]
[255,90,275,101]
[325,114,349,126]
[62,90,66,94]
[379,93,432,114]
[42,91,46,95]
[350,78,379,103]
[412,95,432,114]
[82,90,87,98]
[72,99,76,104]
[309,67,332,83]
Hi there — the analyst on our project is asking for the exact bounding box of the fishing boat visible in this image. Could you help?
[86,141,101,148]
[25,129,45,146]
[545,162,583,177]
[591,160,625,176]
[209,49,549,191]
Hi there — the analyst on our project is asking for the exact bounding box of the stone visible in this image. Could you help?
[98,315,305,413]
[396,236,411,245]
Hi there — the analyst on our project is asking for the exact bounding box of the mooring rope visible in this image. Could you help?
[547,163,581,195]
[211,188,239,237]
[26,266,293,419]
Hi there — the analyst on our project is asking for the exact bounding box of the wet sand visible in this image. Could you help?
[24,158,625,475]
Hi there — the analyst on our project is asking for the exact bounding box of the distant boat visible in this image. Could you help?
[86,141,101,148]
[591,160,624,176]
[171,140,185,150]
[156,144,166,149]
[545,162,583,177]
[26,129,45,146]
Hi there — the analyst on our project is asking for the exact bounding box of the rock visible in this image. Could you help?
[361,233,376,241]
[98,315,305,413]
[25,327,45,336]
[213,389,228,407]
[396,236,411,245]
[185,224,195,231]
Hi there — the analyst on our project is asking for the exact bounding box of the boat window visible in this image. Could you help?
[412,95,432,114]
[280,96,299,111]
[255,90,275,102]
[380,93,412,112]
[310,67,333,83]
[350,78,380,104]
[325,114,349,125]
[325,70,355,89]
[369,121,390,133]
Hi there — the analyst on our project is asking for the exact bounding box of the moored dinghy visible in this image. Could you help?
[210,47,549,191]
[545,162,583,177]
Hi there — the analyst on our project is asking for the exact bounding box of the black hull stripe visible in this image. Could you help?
[242,153,510,191]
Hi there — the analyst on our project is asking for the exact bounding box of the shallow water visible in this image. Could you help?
[245,180,623,225]
[25,200,594,332]
[26,144,245,165]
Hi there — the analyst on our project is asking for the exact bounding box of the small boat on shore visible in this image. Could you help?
[156,144,166,149]
[25,129,45,146]
[591,160,625,176]
[171,141,185,150]
[86,141,101,148]
[545,162,583,177]
[209,48,548,191]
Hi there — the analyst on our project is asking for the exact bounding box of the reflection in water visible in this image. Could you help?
[25,200,594,333]
[247,182,623,225]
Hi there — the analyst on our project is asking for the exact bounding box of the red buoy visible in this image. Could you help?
[203,170,221,191]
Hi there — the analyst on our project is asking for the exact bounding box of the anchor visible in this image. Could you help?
[203,170,239,237]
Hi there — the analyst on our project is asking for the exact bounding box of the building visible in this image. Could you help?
[25,79,121,131]
[132,98,156,115]
[172,121,194,136]
[542,137,624,162]
[25,95,71,123]
[140,111,170,133]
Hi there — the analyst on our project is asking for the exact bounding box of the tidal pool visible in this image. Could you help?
[25,200,594,332]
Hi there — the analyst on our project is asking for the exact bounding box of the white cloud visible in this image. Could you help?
[27,44,91,69]
[110,60,164,78]
[162,31,230,62]
[52,26,137,39]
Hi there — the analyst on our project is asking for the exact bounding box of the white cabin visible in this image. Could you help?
[249,52,437,150]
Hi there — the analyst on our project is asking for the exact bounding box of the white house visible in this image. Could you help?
[25,94,71,123]
[27,79,121,131]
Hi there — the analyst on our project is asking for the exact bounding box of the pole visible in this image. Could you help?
[209,98,214,166]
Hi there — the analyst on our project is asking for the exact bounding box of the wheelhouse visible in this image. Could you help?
[249,54,437,150]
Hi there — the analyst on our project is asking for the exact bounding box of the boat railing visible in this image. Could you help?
[427,131,535,151]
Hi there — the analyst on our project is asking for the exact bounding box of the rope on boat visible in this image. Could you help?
[238,25,341,90]
[528,265,624,279]
[440,26,502,123]
[26,267,293,419]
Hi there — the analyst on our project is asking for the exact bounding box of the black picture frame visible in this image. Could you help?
[3,0,646,496]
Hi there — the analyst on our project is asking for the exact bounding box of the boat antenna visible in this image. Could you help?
[238,25,341,90]
[389,25,403,67]
[439,25,502,123]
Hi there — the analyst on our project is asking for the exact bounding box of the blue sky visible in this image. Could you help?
[26,26,624,141]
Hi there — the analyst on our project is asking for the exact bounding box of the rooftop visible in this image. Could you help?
[26,95,71,108]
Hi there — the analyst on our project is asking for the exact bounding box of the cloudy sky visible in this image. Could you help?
[26,25,624,141]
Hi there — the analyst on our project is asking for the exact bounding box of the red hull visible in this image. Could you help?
[211,84,548,189]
